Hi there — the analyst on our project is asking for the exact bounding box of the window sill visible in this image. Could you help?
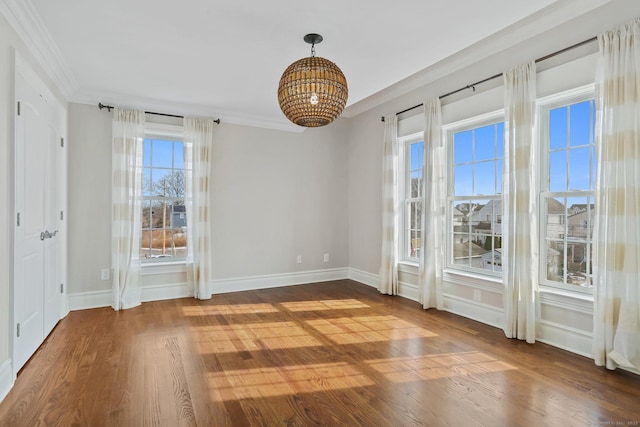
[539,286,593,301]
[398,261,419,275]
[443,269,503,293]
[443,268,502,284]
[141,261,187,276]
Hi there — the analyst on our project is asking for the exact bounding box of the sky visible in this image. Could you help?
[143,138,184,197]
[449,99,596,198]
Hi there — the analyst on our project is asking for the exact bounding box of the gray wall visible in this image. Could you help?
[66,104,350,295]
[344,20,611,357]
[67,103,112,293]
[346,112,384,276]
[211,121,349,279]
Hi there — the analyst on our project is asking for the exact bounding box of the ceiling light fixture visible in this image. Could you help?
[277,33,348,127]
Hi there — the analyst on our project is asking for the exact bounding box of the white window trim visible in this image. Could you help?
[145,122,184,139]
[142,123,188,266]
[537,84,595,295]
[444,110,504,279]
[398,132,424,263]
[141,261,187,275]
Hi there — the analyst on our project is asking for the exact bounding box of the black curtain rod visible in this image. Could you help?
[98,102,221,124]
[381,36,598,122]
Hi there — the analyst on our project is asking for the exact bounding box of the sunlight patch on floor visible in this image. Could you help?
[207,362,375,402]
[280,299,371,312]
[194,321,322,352]
[365,351,517,382]
[181,303,279,316]
[305,315,438,344]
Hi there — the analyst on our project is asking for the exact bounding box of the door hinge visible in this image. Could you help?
[60,211,64,220]
[16,323,20,338]
[17,101,20,116]
[60,137,64,148]
[17,212,20,227]
[60,283,64,294]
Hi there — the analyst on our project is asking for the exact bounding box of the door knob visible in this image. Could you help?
[42,230,59,239]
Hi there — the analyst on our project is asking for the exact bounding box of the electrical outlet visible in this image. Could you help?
[473,289,482,302]
[296,255,302,264]
[101,268,110,281]
[323,253,330,263]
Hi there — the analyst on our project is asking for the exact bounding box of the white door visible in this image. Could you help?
[13,56,64,371]
[43,119,61,337]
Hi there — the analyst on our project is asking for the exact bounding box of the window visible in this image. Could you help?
[141,125,189,263]
[540,90,595,291]
[446,115,504,275]
[399,134,424,262]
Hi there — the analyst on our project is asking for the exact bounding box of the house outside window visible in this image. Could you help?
[539,87,595,291]
[446,114,504,276]
[141,124,189,263]
[399,133,424,263]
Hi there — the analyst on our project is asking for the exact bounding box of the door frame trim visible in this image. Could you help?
[10,48,68,380]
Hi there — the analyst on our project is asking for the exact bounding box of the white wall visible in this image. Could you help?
[67,104,350,303]
[0,12,67,398]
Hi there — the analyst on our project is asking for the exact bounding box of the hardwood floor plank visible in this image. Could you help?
[1,280,639,426]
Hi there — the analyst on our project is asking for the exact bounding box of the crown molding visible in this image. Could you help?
[72,90,307,134]
[342,0,614,118]
[0,0,78,100]
[219,111,306,133]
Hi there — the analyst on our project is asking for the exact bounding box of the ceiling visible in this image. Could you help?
[5,0,638,131]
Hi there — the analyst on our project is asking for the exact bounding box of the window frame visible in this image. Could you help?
[444,110,505,278]
[398,132,424,264]
[537,84,596,294]
[141,123,188,265]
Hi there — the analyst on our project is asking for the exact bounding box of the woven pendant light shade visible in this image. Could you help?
[277,35,348,127]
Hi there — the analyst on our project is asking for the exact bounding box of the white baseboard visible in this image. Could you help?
[61,294,70,318]
[443,293,504,329]
[348,268,379,289]
[538,319,592,358]
[141,282,192,302]
[398,281,419,302]
[348,268,419,301]
[65,267,608,374]
[349,269,503,328]
[69,283,192,309]
[68,268,351,309]
[68,289,111,311]
[349,269,597,361]
[0,359,13,404]
[212,268,350,294]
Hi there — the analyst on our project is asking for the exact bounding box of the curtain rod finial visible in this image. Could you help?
[98,102,113,112]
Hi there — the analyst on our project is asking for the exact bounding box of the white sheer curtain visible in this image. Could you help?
[502,62,539,343]
[111,108,145,310]
[184,117,215,300]
[593,18,640,371]
[418,99,444,309]
[379,116,399,295]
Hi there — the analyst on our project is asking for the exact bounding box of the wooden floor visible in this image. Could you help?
[1,280,639,426]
